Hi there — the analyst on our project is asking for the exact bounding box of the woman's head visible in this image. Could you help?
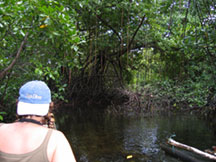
[17,80,52,116]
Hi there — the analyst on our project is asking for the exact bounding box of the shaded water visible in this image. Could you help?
[56,109,216,162]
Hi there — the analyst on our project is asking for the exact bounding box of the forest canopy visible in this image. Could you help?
[0,0,216,119]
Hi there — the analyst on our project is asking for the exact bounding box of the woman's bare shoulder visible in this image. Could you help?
[50,129,67,140]
[48,129,76,162]
[49,129,72,152]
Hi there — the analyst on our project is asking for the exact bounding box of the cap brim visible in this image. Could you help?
[17,101,49,116]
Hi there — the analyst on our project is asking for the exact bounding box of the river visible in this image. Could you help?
[56,108,216,162]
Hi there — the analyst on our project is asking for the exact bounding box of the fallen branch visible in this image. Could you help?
[161,144,204,162]
[167,138,216,161]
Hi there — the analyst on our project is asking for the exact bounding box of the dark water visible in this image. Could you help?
[56,109,216,162]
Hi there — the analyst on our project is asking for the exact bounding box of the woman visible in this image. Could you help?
[0,80,76,162]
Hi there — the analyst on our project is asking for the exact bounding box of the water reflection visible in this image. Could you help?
[56,109,216,162]
[122,119,159,155]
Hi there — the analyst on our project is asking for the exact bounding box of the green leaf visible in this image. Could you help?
[0,112,6,115]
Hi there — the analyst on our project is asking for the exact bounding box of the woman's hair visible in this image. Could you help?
[16,102,56,129]
[44,112,56,129]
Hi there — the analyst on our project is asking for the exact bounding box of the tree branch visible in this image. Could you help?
[0,32,29,80]
[82,15,147,73]
[96,14,122,42]
[183,0,191,37]
[128,15,146,51]
[110,15,146,57]
[168,138,216,161]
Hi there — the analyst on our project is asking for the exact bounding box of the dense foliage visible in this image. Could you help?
[0,0,215,120]
[0,0,83,119]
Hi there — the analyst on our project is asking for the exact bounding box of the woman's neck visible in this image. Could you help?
[26,115,43,121]
[18,115,44,125]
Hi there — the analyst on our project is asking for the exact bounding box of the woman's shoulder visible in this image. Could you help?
[48,129,69,152]
[50,129,66,139]
[49,129,71,149]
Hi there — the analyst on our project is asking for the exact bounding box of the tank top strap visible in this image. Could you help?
[42,129,53,148]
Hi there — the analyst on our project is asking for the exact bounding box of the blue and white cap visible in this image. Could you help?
[17,80,51,116]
